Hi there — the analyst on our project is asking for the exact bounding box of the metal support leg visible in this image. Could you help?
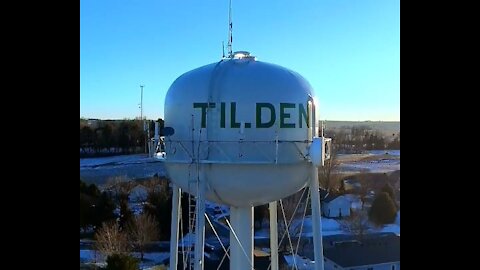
[269,201,279,270]
[169,185,181,270]
[230,206,254,270]
[194,180,206,270]
[310,165,325,270]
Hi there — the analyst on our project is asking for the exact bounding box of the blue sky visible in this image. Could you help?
[80,0,399,121]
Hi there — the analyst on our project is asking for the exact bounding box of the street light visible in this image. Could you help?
[140,85,147,154]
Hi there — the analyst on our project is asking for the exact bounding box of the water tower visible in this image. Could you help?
[164,50,331,270]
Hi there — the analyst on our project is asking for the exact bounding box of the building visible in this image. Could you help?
[322,194,351,218]
[323,233,400,270]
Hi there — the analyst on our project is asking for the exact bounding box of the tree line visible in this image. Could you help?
[80,118,164,157]
[324,125,400,152]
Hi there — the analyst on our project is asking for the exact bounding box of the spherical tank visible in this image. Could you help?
[164,52,318,207]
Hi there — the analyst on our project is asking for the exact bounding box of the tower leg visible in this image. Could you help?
[269,201,279,270]
[194,180,206,270]
[169,185,181,270]
[230,206,254,270]
[310,165,325,270]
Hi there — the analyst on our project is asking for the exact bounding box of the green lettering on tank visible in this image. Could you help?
[299,103,310,128]
[280,103,296,128]
[220,102,226,128]
[230,102,241,128]
[256,103,276,128]
[193,102,208,128]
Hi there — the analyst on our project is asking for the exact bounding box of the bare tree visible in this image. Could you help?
[318,148,339,191]
[95,221,130,257]
[142,176,169,199]
[105,176,137,201]
[353,172,374,207]
[339,209,370,241]
[128,213,160,261]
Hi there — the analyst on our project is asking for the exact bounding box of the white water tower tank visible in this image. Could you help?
[164,52,318,207]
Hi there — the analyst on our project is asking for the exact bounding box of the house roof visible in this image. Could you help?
[324,233,400,267]
[323,194,341,203]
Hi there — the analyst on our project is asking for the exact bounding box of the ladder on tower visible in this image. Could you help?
[184,179,198,270]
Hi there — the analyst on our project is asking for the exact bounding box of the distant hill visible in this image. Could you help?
[322,121,400,136]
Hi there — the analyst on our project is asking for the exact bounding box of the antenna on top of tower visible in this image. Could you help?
[222,41,225,58]
[227,0,233,58]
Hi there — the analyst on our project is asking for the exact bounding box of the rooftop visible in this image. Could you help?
[323,233,400,267]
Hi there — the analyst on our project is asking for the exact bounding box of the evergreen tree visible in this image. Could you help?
[93,192,116,228]
[369,192,397,226]
[381,182,396,202]
[80,179,116,231]
[106,254,139,270]
[119,194,134,229]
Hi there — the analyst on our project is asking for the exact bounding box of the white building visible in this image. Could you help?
[322,194,351,218]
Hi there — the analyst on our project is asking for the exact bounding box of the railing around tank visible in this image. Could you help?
[163,140,312,164]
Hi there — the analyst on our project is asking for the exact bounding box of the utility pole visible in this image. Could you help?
[140,85,146,154]
[140,85,144,120]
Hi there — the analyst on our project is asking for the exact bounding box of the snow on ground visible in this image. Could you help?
[258,214,400,238]
[368,150,400,156]
[299,216,341,232]
[178,232,196,248]
[80,150,399,184]
[337,158,400,173]
[254,216,343,239]
[80,154,166,185]
[379,224,400,235]
[135,252,170,268]
[254,228,270,239]
[335,150,400,174]
[80,249,102,263]
[80,154,156,168]
[284,254,315,270]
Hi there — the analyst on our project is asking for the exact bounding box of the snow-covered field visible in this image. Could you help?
[80,154,151,167]
[336,149,400,173]
[79,150,399,184]
[337,158,400,173]
[80,154,166,185]
[367,150,400,156]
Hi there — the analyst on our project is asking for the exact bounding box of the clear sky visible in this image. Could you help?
[80,0,399,121]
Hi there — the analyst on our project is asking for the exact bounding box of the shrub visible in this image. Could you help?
[105,254,139,270]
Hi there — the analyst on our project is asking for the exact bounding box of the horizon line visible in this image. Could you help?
[80,117,400,122]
